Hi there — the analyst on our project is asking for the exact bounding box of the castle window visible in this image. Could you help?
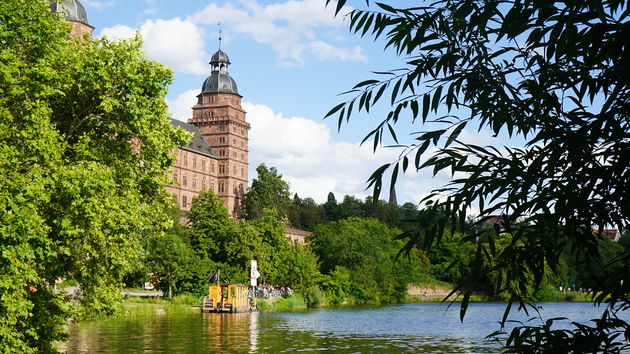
[173,172,178,183]
[219,137,226,144]
[232,151,236,158]
[219,150,225,156]
[182,195,188,207]
[192,157,197,169]
[183,174,187,186]
[192,176,197,189]
[219,165,225,174]
[219,182,225,193]
[202,177,207,190]
[182,154,187,166]
[202,160,206,172]
[211,164,215,173]
[219,125,226,132]
[211,182,215,192]
[241,168,244,177]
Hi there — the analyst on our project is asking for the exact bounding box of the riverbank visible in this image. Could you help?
[404,282,592,303]
[115,285,593,317]
[117,294,199,317]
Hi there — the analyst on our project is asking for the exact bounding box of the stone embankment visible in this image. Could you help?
[407,283,454,300]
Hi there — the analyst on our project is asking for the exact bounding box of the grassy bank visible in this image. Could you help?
[118,294,200,317]
[256,294,308,311]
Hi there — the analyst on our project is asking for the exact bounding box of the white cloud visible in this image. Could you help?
[139,18,208,75]
[166,89,199,121]
[99,24,137,41]
[308,41,367,62]
[189,0,363,65]
[99,18,208,75]
[82,0,116,9]
[141,8,158,16]
[245,102,434,204]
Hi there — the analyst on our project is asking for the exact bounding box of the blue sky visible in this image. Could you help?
[79,0,502,206]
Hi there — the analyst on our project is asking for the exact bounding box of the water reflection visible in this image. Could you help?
[249,311,258,352]
[61,302,624,353]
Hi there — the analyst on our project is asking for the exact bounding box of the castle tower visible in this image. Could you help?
[49,0,94,38]
[188,49,250,218]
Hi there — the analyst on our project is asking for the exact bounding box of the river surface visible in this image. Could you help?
[60,302,625,353]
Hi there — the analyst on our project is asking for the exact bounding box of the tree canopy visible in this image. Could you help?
[0,1,188,351]
[327,0,629,351]
[243,164,292,219]
[309,217,428,303]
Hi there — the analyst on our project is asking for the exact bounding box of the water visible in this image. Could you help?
[60,302,624,353]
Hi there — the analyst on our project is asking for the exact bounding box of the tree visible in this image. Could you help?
[145,233,191,299]
[187,189,234,262]
[322,191,342,221]
[0,1,188,351]
[243,164,291,219]
[327,0,629,351]
[309,218,426,303]
[338,195,365,219]
[288,195,325,231]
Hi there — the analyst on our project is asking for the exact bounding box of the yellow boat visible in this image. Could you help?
[201,283,253,313]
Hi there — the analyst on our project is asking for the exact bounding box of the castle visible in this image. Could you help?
[51,0,250,218]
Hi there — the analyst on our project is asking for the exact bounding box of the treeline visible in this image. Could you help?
[129,189,428,305]
[131,163,629,306]
[125,164,430,305]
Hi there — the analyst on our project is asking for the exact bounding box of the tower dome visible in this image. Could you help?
[49,0,90,26]
[201,49,240,95]
[210,49,231,68]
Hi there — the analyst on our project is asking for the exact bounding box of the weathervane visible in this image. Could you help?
[218,22,222,49]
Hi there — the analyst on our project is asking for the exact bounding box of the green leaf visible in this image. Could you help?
[324,102,345,119]
[445,121,467,148]
[391,79,402,105]
[422,93,430,122]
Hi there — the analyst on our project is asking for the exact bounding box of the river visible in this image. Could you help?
[60,302,625,352]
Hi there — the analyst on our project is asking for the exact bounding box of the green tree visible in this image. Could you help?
[427,231,476,284]
[145,233,191,299]
[288,194,325,231]
[322,192,342,222]
[0,1,188,351]
[309,218,425,303]
[327,0,629,350]
[338,195,365,219]
[187,189,235,262]
[243,164,291,219]
[246,210,292,283]
[282,243,322,292]
[183,190,243,294]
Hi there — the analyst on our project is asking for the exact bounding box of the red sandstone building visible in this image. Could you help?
[165,48,250,217]
[52,1,250,218]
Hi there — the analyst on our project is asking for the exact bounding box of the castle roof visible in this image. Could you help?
[210,49,231,67]
[49,0,90,26]
[170,118,218,158]
[201,49,240,96]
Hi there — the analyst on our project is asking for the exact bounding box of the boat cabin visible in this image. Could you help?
[202,283,251,313]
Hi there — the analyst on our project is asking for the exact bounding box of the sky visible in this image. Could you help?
[79,0,503,206]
